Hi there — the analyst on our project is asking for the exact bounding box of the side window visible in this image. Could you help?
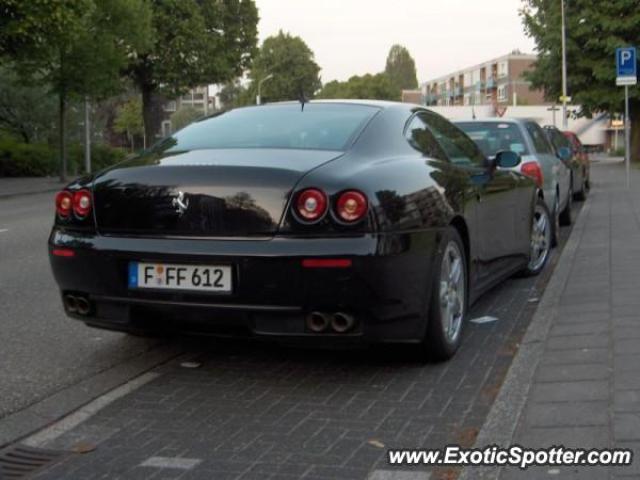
[420,112,486,167]
[526,122,553,155]
[551,131,571,150]
[405,115,448,161]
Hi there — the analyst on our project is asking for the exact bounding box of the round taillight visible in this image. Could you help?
[336,190,368,223]
[55,191,73,217]
[73,189,92,218]
[295,188,328,223]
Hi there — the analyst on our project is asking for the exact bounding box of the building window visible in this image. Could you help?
[161,120,172,138]
[165,100,177,112]
[471,69,480,85]
[498,61,509,78]
[497,85,508,102]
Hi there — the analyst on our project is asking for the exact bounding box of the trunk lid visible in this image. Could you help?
[92,148,342,237]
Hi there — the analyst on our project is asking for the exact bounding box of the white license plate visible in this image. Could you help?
[129,262,232,293]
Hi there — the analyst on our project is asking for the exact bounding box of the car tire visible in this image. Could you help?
[559,184,573,226]
[521,198,552,277]
[421,227,468,361]
[550,194,560,247]
[574,172,588,201]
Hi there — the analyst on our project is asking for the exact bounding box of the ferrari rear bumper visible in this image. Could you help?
[48,228,441,344]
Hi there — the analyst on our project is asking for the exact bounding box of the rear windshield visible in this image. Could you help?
[158,103,379,153]
[455,122,529,157]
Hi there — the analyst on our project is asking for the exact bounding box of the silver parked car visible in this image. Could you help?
[455,118,572,245]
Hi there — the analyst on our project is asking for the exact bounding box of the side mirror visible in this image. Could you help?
[557,146,572,162]
[495,150,521,169]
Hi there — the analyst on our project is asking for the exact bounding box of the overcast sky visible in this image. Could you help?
[255,0,537,85]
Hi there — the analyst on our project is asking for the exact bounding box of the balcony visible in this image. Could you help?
[486,77,496,88]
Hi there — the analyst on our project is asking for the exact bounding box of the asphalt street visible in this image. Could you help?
[0,192,164,420]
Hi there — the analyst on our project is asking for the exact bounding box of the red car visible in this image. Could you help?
[563,131,591,194]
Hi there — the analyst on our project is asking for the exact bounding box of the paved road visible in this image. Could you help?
[0,191,580,480]
[0,192,163,420]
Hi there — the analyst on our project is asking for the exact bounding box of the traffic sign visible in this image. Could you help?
[616,47,636,189]
[616,47,637,86]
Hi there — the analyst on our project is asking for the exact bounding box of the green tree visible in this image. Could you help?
[127,0,259,143]
[317,73,399,100]
[0,66,57,143]
[170,106,203,132]
[385,45,419,93]
[521,0,640,161]
[114,97,144,151]
[250,31,321,102]
[0,0,152,180]
[219,79,252,109]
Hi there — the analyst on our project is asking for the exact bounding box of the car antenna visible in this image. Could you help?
[298,86,308,112]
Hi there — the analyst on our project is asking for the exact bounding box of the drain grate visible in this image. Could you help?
[0,444,68,479]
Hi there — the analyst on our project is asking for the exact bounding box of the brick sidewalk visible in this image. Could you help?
[469,158,639,479]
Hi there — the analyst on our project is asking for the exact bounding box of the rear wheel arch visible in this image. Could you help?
[449,216,469,266]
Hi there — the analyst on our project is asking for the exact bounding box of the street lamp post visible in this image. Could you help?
[561,0,569,129]
[256,74,274,105]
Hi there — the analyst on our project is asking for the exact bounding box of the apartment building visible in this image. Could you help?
[421,51,546,107]
[161,86,222,137]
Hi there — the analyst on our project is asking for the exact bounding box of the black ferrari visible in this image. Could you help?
[49,101,550,360]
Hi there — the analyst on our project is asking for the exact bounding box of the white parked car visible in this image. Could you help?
[455,118,572,245]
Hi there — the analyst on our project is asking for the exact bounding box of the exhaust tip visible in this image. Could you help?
[306,312,330,333]
[76,297,91,316]
[332,312,356,333]
[63,295,78,313]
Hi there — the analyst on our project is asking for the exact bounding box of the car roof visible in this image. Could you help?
[453,118,533,125]
[240,99,423,115]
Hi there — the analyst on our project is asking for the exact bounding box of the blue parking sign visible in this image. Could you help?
[616,47,637,85]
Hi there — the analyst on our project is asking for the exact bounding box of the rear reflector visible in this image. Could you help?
[302,258,352,268]
[52,248,75,257]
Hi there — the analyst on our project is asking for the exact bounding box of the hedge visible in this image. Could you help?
[0,136,127,177]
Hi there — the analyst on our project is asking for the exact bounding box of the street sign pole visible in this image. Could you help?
[616,47,637,189]
[625,85,631,188]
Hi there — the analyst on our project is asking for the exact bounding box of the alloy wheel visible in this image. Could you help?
[439,241,465,344]
[528,203,551,272]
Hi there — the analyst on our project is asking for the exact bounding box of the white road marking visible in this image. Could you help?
[470,316,499,324]
[140,457,202,470]
[23,372,160,448]
[0,229,8,233]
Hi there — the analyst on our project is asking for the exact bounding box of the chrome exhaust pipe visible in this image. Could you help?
[63,295,78,313]
[306,312,330,333]
[332,312,356,333]
[76,297,91,316]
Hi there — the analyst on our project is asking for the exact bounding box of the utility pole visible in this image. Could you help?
[561,0,569,129]
[625,85,631,188]
[256,74,274,105]
[84,97,91,174]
